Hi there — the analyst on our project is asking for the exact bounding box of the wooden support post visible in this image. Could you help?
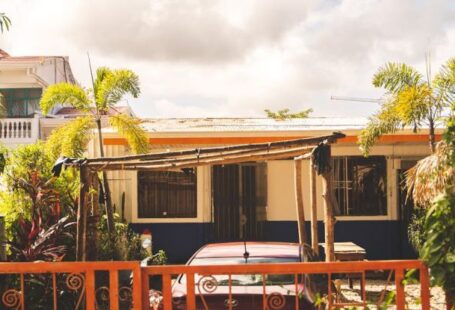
[320,146,335,262]
[294,159,307,244]
[76,164,90,261]
[309,157,319,255]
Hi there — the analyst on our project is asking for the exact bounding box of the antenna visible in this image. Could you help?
[330,96,381,103]
[87,52,96,90]
[243,239,249,263]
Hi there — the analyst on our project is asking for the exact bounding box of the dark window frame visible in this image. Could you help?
[137,168,197,218]
[332,156,387,216]
[0,88,42,118]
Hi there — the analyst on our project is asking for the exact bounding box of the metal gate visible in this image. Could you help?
[212,163,267,242]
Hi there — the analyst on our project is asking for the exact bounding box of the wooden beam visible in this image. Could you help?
[321,146,335,262]
[90,146,314,171]
[309,157,319,255]
[89,144,315,168]
[76,164,90,261]
[87,132,346,164]
[294,160,307,244]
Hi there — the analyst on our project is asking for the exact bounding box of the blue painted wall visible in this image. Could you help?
[130,220,416,264]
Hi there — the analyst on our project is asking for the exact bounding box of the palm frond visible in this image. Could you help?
[373,62,423,93]
[45,116,95,159]
[0,13,11,33]
[433,57,455,108]
[358,99,402,155]
[93,66,112,94]
[109,114,149,154]
[40,83,91,115]
[395,84,432,129]
[406,141,452,207]
[95,69,140,111]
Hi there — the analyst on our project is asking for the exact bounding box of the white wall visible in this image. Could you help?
[97,134,433,224]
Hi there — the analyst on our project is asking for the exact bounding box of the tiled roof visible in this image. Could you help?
[139,117,369,132]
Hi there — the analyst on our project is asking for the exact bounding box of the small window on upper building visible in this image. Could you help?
[332,156,387,216]
[137,168,197,218]
[0,88,42,118]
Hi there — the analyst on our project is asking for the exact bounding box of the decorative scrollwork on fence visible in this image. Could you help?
[197,275,219,310]
[95,286,110,310]
[1,289,21,310]
[197,275,218,294]
[66,273,85,309]
[119,286,132,302]
[267,292,286,309]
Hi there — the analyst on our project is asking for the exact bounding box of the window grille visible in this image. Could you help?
[332,156,387,216]
[138,168,197,218]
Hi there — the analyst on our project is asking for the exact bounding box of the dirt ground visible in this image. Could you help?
[337,279,447,309]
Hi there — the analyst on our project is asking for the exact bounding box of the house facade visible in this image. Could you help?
[0,49,77,147]
[92,117,438,263]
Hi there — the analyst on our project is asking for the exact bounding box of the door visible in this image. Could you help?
[212,163,267,242]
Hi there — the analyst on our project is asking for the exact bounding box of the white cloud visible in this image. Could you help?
[0,0,454,118]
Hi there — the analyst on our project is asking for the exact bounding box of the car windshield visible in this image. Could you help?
[180,257,299,286]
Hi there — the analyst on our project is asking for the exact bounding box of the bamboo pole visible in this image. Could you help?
[294,160,307,244]
[90,146,314,171]
[76,164,90,261]
[86,132,345,164]
[309,157,319,255]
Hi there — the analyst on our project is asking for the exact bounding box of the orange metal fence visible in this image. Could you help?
[141,260,430,310]
[0,260,430,309]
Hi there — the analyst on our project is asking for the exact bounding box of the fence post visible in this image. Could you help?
[420,263,430,310]
[395,268,405,310]
[141,268,150,310]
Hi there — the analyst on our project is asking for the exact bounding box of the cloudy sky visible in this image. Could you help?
[1,0,454,118]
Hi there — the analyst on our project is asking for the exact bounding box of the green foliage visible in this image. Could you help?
[0,143,79,244]
[360,58,455,155]
[264,108,313,120]
[95,67,140,110]
[420,192,455,299]
[372,62,423,92]
[0,13,11,33]
[418,110,455,303]
[40,66,148,157]
[359,101,401,155]
[96,213,147,261]
[109,114,149,154]
[45,116,95,159]
[407,207,426,251]
[40,83,90,115]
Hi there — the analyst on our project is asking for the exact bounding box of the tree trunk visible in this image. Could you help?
[95,117,116,259]
[429,117,436,153]
[320,145,335,262]
[76,165,90,261]
[309,157,319,255]
[294,159,307,244]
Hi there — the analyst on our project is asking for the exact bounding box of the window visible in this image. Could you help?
[332,156,387,216]
[138,169,197,218]
[0,88,42,117]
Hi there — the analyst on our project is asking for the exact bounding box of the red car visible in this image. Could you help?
[152,242,322,309]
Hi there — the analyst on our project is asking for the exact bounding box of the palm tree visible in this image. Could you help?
[0,13,11,33]
[40,67,149,258]
[359,57,455,155]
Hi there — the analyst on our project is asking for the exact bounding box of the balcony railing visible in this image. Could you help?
[0,117,39,145]
[0,260,432,309]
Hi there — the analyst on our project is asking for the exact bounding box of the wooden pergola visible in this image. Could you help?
[65,132,345,261]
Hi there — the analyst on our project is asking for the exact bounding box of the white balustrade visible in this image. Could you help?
[0,117,39,145]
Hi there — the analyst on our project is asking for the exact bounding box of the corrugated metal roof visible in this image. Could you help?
[140,117,368,132]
